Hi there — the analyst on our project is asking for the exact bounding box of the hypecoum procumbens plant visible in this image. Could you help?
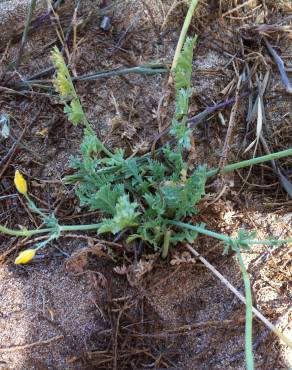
[0,25,291,370]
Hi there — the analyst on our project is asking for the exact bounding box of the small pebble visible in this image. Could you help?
[100,16,111,32]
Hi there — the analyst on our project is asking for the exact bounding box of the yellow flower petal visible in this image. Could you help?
[15,249,36,264]
[14,170,27,195]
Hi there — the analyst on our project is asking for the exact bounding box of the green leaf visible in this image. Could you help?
[144,193,165,217]
[163,145,186,177]
[145,159,166,182]
[161,165,207,219]
[103,149,125,166]
[170,229,198,244]
[173,37,195,91]
[171,37,195,148]
[123,158,142,183]
[64,99,84,126]
[80,133,104,156]
[133,218,167,251]
[170,117,191,150]
[98,194,140,234]
[235,229,257,250]
[89,184,125,214]
[175,88,192,118]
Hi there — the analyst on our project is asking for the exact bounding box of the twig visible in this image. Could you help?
[0,130,26,175]
[222,0,257,17]
[16,0,37,69]
[0,335,63,353]
[127,317,246,338]
[219,75,242,170]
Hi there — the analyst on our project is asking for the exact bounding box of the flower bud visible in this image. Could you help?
[15,249,36,264]
[14,170,27,195]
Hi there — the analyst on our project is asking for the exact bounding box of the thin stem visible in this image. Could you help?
[0,225,51,237]
[168,221,291,247]
[207,148,292,178]
[171,0,199,71]
[24,194,48,219]
[74,66,168,82]
[59,223,101,232]
[235,247,254,370]
[168,221,231,243]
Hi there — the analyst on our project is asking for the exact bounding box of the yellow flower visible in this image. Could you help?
[14,170,27,195]
[15,249,36,264]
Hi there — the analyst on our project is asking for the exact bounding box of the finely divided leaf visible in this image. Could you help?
[173,37,196,91]
[80,133,104,156]
[98,194,140,234]
[89,184,125,214]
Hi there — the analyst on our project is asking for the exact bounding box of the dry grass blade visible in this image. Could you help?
[222,0,258,17]
[244,94,263,153]
[263,37,292,94]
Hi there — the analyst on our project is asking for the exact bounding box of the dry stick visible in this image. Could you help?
[186,244,292,348]
[161,0,184,30]
[222,0,256,17]
[140,0,160,40]
[128,317,246,338]
[263,37,292,94]
[219,75,242,170]
[0,335,63,353]
[0,105,43,177]
[16,0,37,69]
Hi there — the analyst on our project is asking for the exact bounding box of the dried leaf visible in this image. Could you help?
[65,252,88,274]
[113,265,128,275]
[170,251,197,265]
[65,244,108,274]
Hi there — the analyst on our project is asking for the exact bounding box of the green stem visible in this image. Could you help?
[162,229,172,258]
[207,148,292,178]
[171,0,199,71]
[168,221,231,243]
[168,221,291,247]
[0,225,51,237]
[170,220,254,369]
[235,247,254,370]
[0,223,101,238]
[82,112,113,158]
[59,223,101,232]
[24,194,48,219]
